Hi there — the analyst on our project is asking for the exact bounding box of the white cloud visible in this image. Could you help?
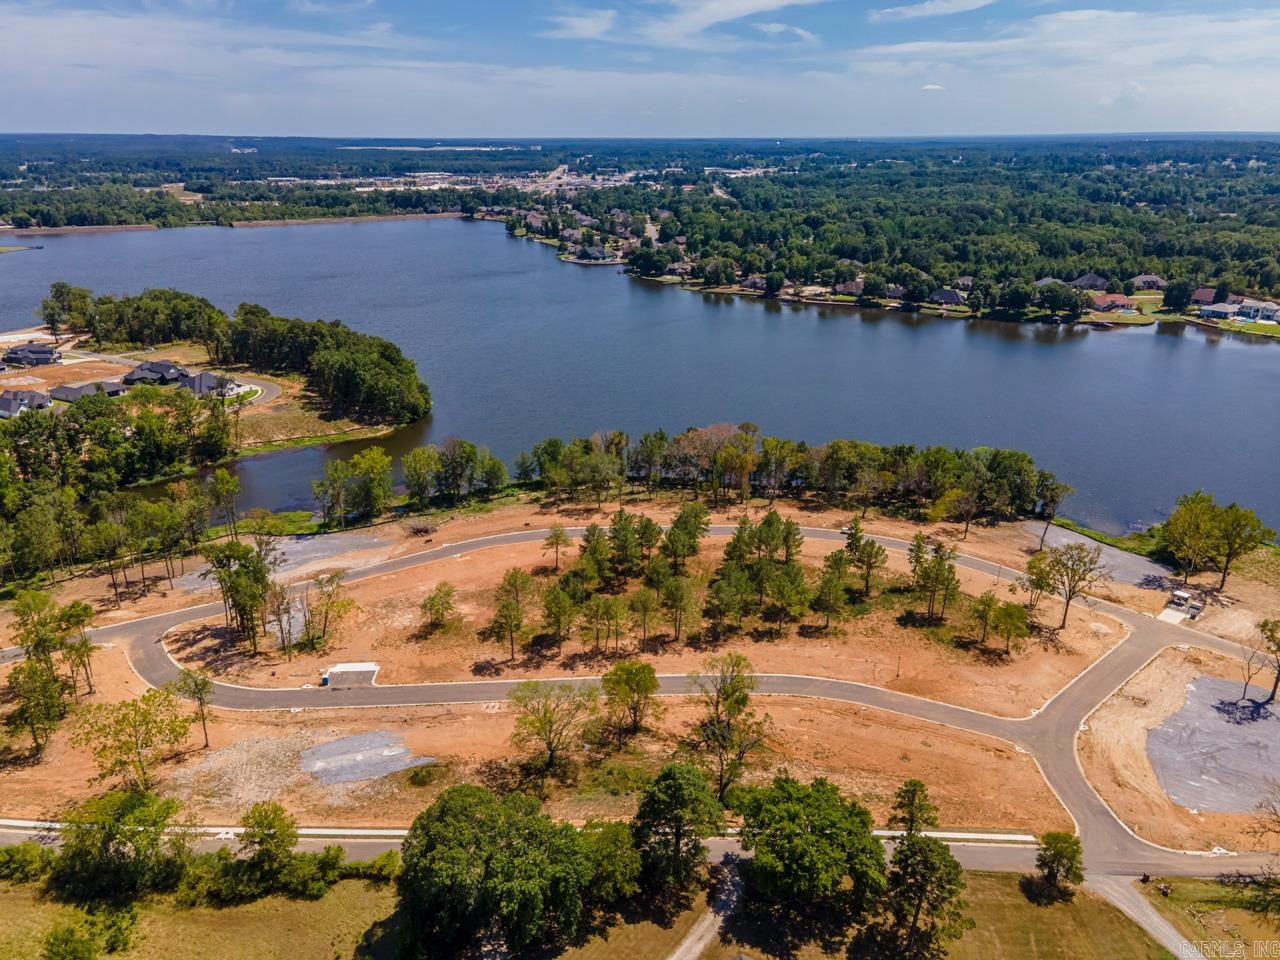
[287,0,375,14]
[920,82,944,90]
[869,0,995,23]
[634,0,826,49]
[754,21,819,43]
[541,9,618,40]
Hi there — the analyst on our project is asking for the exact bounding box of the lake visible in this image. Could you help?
[2,218,1278,534]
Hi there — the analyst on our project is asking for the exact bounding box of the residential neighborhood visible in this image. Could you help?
[0,339,246,419]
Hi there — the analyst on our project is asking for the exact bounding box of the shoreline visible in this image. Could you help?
[1,222,158,237]
[230,212,466,229]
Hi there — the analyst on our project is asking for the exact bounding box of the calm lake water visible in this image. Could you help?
[2,218,1278,534]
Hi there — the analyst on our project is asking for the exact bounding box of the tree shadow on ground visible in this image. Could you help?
[895,610,942,629]
[953,635,1013,666]
[1019,874,1075,906]
[1213,698,1275,725]
[1030,622,1069,654]
[718,889,853,960]
[164,622,262,676]
[354,903,406,960]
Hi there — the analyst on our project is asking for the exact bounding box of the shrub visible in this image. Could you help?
[0,841,55,883]
[279,846,345,899]
[342,849,401,883]
[41,923,98,960]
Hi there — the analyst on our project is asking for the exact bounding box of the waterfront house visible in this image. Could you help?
[1234,299,1280,322]
[741,276,768,292]
[886,284,907,299]
[664,261,694,277]
[3,341,62,366]
[929,288,967,306]
[1191,287,1217,307]
[123,360,189,386]
[50,381,128,403]
[1129,274,1168,290]
[954,276,975,291]
[1199,302,1240,320]
[1070,272,1109,290]
[1091,293,1136,312]
[834,280,864,297]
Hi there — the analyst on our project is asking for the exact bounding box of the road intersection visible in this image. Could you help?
[2,524,1271,955]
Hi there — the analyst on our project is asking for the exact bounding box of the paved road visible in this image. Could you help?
[1027,520,1172,588]
[2,524,1268,953]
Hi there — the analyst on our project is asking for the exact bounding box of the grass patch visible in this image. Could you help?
[1219,320,1280,339]
[951,873,1174,960]
[1237,544,1280,590]
[205,509,317,539]
[1143,877,1280,959]
[404,762,451,787]
[1054,518,1171,561]
[706,872,1172,959]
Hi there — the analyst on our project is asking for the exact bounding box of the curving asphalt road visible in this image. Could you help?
[2,524,1269,955]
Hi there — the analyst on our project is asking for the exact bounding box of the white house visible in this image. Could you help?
[1234,298,1280,323]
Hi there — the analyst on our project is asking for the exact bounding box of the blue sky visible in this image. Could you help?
[4,0,1279,137]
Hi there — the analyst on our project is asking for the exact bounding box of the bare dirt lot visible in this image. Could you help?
[0,645,1067,834]
[236,374,384,447]
[0,359,131,391]
[1079,646,1279,852]
[167,525,1126,718]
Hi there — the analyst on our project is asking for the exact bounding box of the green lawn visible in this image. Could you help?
[703,873,1173,959]
[1144,877,1280,959]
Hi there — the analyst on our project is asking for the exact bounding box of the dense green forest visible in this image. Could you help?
[572,160,1280,296]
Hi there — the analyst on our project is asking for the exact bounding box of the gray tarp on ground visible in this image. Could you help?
[1147,677,1279,814]
[300,731,433,785]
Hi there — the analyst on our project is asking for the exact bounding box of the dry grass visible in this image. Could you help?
[0,880,397,960]
[703,872,1172,959]
[1144,877,1280,959]
[0,879,709,960]
[1237,546,1280,591]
